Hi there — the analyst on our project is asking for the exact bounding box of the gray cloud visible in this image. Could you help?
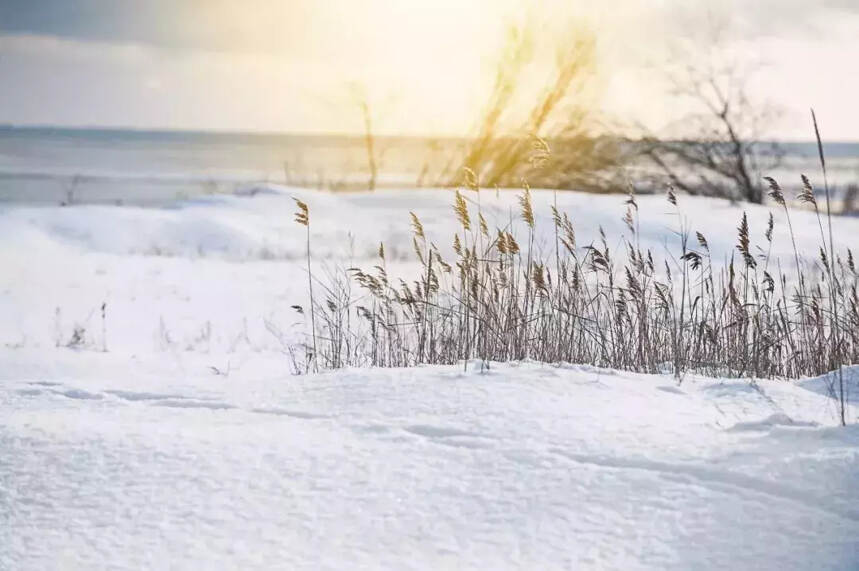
[2,0,856,55]
[0,0,318,53]
[664,0,859,40]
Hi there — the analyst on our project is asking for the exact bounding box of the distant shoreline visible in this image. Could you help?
[1,125,858,148]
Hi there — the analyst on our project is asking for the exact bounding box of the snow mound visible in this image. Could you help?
[2,351,857,570]
[2,186,858,263]
[1,186,858,569]
[726,412,819,431]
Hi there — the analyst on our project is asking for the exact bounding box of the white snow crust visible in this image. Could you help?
[2,187,858,569]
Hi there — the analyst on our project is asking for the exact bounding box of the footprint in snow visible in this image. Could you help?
[105,390,195,402]
[250,407,329,419]
[151,399,235,410]
[51,388,103,400]
[401,425,493,449]
[403,424,476,438]
[727,413,818,432]
[354,424,391,434]
[16,388,43,396]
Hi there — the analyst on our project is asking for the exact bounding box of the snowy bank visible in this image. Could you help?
[2,353,858,569]
[2,185,858,263]
[1,187,858,569]
[3,186,858,355]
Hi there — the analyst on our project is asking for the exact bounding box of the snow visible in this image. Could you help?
[2,186,858,569]
[3,185,858,355]
[3,184,858,263]
[2,352,858,570]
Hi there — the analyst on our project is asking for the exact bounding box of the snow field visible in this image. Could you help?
[1,186,858,569]
[2,351,858,569]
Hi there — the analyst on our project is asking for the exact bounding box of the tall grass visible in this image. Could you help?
[293,198,318,372]
[435,27,628,194]
[294,171,856,424]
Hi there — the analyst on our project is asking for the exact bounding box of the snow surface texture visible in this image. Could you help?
[2,187,858,569]
[2,352,858,570]
[2,185,859,355]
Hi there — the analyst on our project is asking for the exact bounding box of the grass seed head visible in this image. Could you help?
[293,198,309,226]
[454,190,471,230]
[799,175,817,207]
[519,183,535,229]
[764,176,785,206]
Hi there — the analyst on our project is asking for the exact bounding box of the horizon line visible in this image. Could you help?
[1,123,858,145]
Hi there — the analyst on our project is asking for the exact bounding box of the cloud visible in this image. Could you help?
[0,0,314,54]
[3,0,856,62]
[662,0,859,41]
[0,33,156,65]
[0,1,856,138]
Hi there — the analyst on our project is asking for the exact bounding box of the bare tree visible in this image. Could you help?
[643,30,782,204]
[61,174,82,206]
[348,83,379,191]
[842,184,858,215]
[443,24,627,192]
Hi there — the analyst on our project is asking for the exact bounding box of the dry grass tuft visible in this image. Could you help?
[292,144,855,424]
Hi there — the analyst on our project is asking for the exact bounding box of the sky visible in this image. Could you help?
[0,0,857,140]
